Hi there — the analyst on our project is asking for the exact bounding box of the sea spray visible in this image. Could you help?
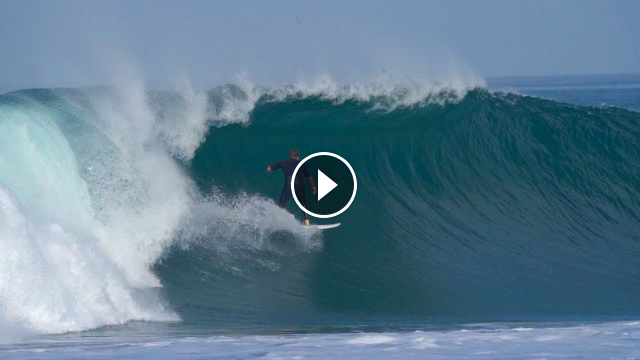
[0,84,188,337]
[0,184,178,335]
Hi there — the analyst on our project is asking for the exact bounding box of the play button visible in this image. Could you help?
[317,169,338,200]
[291,152,357,218]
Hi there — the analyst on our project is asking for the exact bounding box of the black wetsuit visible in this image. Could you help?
[271,158,311,219]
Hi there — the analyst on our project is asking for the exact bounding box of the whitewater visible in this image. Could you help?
[1,73,639,358]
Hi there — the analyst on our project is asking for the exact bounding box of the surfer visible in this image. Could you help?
[267,149,317,225]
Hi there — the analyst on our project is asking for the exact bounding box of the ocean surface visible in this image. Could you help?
[0,74,639,358]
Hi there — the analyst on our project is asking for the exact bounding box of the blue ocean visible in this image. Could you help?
[0,74,639,359]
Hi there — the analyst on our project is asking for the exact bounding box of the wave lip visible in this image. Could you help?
[258,74,486,110]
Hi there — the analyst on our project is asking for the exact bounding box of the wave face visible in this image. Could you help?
[1,80,639,338]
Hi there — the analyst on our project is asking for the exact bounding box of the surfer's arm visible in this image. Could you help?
[302,165,317,194]
[268,161,283,172]
[307,176,317,194]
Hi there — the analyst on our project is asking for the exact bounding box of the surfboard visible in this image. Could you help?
[307,223,341,229]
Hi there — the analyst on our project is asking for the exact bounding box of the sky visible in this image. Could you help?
[1,0,639,92]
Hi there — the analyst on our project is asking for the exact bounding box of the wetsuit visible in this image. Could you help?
[270,158,311,219]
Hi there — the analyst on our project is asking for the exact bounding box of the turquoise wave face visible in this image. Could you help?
[174,90,640,330]
[1,85,639,336]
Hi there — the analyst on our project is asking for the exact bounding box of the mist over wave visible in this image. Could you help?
[1,73,639,340]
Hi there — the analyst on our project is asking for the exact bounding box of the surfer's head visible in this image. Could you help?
[289,149,300,159]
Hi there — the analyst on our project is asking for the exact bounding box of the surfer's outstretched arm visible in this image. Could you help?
[268,161,283,173]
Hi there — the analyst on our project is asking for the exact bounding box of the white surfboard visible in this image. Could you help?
[307,223,341,230]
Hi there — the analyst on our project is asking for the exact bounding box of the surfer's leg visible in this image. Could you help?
[294,185,309,221]
[278,184,292,208]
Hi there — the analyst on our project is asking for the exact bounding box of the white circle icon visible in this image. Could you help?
[291,152,357,218]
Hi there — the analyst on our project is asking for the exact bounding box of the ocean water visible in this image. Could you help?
[0,74,639,358]
[2,321,640,359]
